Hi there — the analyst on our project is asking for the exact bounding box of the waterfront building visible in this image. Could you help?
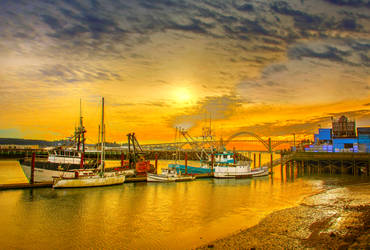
[332,116,356,138]
[305,116,369,153]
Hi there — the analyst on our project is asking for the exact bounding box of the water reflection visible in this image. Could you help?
[0,160,354,249]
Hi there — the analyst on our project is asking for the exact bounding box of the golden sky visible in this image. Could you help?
[0,0,369,144]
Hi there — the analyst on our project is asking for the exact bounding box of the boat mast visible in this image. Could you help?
[100,97,105,173]
[175,127,178,164]
[80,98,86,153]
[97,125,100,166]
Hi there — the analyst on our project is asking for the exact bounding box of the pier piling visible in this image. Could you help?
[155,154,158,174]
[121,153,124,168]
[185,152,188,175]
[30,152,35,184]
[253,153,256,168]
[259,153,261,168]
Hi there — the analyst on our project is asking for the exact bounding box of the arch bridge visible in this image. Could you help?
[141,131,295,153]
[223,131,295,153]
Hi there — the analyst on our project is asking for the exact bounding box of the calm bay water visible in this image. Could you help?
[0,160,332,249]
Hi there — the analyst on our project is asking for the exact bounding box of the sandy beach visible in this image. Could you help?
[198,177,370,249]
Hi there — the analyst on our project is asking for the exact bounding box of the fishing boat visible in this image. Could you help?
[146,168,177,182]
[20,100,97,182]
[213,160,253,179]
[173,151,253,178]
[148,128,196,182]
[53,169,125,188]
[147,166,195,182]
[169,163,211,175]
[53,97,125,188]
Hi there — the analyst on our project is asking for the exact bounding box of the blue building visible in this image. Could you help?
[306,116,369,153]
[332,138,358,153]
[358,127,370,152]
[318,128,332,143]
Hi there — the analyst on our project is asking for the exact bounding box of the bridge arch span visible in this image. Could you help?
[224,131,270,151]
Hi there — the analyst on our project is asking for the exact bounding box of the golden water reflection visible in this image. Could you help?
[0,160,327,249]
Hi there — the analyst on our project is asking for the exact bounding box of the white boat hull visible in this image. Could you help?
[53,175,125,188]
[21,164,133,183]
[213,164,253,179]
[21,164,74,183]
[147,173,176,182]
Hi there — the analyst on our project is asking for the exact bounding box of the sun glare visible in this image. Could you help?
[174,87,192,103]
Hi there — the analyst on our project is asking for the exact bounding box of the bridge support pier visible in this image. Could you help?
[259,153,261,168]
[270,153,273,174]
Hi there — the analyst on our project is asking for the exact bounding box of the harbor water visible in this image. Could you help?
[0,159,365,249]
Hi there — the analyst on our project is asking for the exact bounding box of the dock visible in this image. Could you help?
[0,174,216,190]
[0,182,53,190]
[281,152,369,176]
[125,176,147,183]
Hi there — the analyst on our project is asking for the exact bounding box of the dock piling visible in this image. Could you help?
[185,152,188,175]
[30,152,35,184]
[259,153,261,168]
[253,153,256,169]
[155,153,158,174]
[121,152,124,168]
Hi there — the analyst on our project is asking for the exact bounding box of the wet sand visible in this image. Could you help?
[198,178,370,249]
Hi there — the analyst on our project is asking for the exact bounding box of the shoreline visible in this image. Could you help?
[197,177,370,249]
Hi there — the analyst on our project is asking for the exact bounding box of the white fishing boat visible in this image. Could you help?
[53,97,125,188]
[148,128,196,183]
[213,162,253,179]
[208,152,253,179]
[146,173,177,182]
[53,170,125,188]
[20,100,97,183]
[147,166,195,182]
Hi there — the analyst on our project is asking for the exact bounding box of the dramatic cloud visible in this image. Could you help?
[0,0,369,141]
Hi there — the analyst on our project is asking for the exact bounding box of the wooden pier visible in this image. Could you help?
[280,152,369,176]
[0,148,251,162]
[0,182,53,190]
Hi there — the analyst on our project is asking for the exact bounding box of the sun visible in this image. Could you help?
[174,87,192,103]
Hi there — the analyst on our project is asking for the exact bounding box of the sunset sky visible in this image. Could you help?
[0,0,369,144]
